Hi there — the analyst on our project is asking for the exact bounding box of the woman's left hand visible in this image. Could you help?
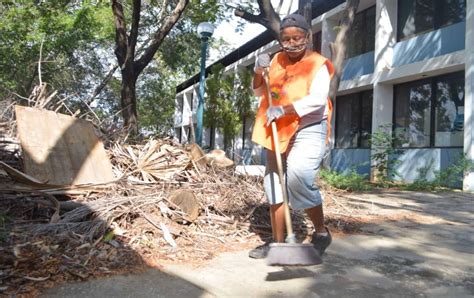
[266,106,285,126]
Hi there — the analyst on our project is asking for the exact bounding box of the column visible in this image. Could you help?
[371,84,394,181]
[464,0,474,191]
[182,92,191,126]
[174,95,184,143]
[321,17,338,156]
[374,0,397,72]
[371,0,397,182]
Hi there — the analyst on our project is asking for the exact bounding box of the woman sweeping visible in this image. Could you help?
[249,13,335,260]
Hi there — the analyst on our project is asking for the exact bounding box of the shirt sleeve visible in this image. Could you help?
[253,80,264,97]
[292,64,330,117]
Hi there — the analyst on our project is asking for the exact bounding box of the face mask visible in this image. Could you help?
[280,34,308,53]
[282,42,307,53]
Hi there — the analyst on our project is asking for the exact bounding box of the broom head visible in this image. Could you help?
[266,243,322,266]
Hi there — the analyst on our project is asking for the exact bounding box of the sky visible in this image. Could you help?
[213,18,265,48]
[209,1,299,62]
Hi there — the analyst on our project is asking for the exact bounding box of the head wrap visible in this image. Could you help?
[280,14,310,32]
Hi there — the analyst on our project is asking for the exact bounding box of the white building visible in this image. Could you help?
[175,0,474,191]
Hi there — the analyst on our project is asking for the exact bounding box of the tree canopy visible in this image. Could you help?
[0,1,114,98]
[0,0,232,137]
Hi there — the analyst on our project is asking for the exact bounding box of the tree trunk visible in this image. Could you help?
[328,0,360,102]
[120,70,139,136]
[111,0,189,138]
[298,0,313,49]
[323,0,359,169]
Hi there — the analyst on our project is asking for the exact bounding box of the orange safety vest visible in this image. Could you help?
[251,51,335,153]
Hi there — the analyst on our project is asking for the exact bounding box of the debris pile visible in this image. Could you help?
[0,101,363,296]
[0,100,20,170]
[0,104,270,295]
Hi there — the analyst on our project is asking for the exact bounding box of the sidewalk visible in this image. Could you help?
[43,191,474,297]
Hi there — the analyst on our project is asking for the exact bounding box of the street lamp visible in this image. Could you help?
[196,22,214,146]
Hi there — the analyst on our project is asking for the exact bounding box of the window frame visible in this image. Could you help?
[397,0,466,41]
[392,71,465,149]
[335,90,373,149]
[345,5,376,59]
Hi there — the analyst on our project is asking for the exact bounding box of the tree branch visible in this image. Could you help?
[134,0,189,75]
[276,0,284,14]
[111,0,128,67]
[158,0,171,20]
[234,10,264,24]
[85,36,154,105]
[286,0,294,15]
[85,65,118,104]
[129,0,141,55]
[328,0,359,101]
[233,0,281,40]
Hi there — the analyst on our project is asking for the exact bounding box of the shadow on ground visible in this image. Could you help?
[0,193,210,297]
[41,268,209,298]
[247,203,312,244]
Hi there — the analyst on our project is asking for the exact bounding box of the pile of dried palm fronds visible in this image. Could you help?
[110,139,191,183]
[0,137,270,296]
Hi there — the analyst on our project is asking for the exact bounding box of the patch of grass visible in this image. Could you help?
[320,169,372,192]
[400,180,441,191]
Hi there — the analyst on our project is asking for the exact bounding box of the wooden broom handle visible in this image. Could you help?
[263,69,295,241]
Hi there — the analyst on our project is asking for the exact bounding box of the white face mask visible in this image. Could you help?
[282,43,307,53]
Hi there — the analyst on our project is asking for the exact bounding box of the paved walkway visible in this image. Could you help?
[43,191,473,297]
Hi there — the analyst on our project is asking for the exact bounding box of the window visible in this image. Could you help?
[335,90,373,148]
[346,6,375,58]
[398,0,466,41]
[175,128,182,143]
[185,126,191,142]
[177,96,184,113]
[393,72,464,148]
[435,75,464,146]
[394,81,432,147]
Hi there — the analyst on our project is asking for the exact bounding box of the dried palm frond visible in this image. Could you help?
[111,139,190,182]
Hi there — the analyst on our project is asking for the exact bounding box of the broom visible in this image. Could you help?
[260,58,322,266]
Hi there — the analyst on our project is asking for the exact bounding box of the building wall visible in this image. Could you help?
[391,148,464,188]
[174,0,472,190]
[331,149,371,176]
[342,0,469,189]
[342,51,375,80]
[464,0,474,191]
[393,22,466,67]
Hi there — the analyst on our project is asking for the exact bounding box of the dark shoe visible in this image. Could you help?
[248,242,271,259]
[311,227,332,256]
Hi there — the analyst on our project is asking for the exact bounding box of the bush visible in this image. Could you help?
[320,169,372,192]
[401,154,474,191]
[369,124,402,184]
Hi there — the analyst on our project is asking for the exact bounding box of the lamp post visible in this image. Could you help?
[196,22,214,146]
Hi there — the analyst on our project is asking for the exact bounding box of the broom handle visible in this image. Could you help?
[263,70,295,242]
